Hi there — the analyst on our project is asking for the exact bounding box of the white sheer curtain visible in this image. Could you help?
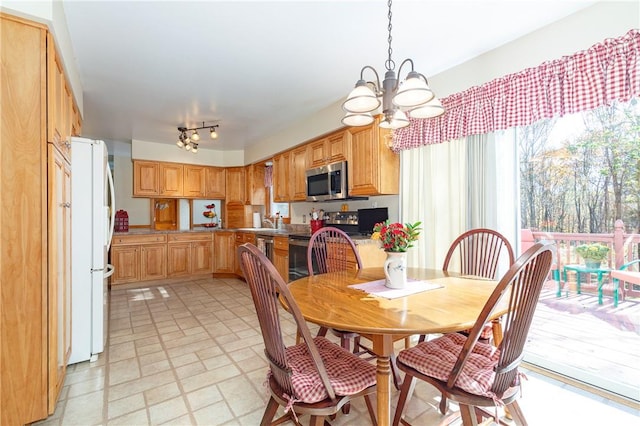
[399,131,519,271]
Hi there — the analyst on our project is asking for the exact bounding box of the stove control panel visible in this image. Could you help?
[325,211,358,225]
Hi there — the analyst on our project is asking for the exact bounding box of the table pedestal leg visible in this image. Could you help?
[372,335,394,426]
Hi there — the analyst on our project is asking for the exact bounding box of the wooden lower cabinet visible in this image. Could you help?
[110,234,168,284]
[273,236,289,282]
[213,231,236,273]
[234,232,257,277]
[167,234,214,277]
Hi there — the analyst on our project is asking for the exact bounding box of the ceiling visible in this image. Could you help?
[61,0,595,151]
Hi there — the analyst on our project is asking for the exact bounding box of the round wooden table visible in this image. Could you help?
[286,267,505,426]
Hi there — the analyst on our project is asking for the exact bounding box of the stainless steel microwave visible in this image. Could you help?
[306,161,348,202]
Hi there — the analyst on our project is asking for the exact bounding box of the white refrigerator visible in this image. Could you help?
[69,137,115,364]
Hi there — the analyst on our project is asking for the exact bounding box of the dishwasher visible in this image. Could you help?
[256,235,274,262]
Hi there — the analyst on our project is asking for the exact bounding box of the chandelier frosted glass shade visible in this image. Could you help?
[379,110,410,129]
[342,81,381,113]
[408,97,445,119]
[341,112,375,127]
[393,71,435,108]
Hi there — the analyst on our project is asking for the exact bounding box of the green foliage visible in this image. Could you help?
[575,243,609,261]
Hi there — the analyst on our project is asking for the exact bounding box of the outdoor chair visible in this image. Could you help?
[392,242,554,426]
[238,243,377,426]
[611,259,640,306]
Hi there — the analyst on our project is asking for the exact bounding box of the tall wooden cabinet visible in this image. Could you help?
[1,14,80,424]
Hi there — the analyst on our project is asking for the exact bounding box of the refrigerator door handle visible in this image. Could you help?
[106,163,115,250]
[103,263,115,278]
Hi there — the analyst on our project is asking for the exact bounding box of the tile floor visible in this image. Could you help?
[35,276,639,425]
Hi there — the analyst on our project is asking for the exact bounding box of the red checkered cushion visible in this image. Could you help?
[462,322,494,340]
[285,336,376,403]
[398,333,500,398]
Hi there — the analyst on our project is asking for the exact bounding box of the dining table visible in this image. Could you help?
[285,267,507,426]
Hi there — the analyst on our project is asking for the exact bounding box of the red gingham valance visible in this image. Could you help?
[392,29,640,151]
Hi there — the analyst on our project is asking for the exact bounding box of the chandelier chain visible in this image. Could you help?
[386,0,395,71]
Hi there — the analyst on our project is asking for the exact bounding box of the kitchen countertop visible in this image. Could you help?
[113,227,380,245]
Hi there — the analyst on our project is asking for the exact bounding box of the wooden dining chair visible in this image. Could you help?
[392,242,554,426]
[238,243,377,426]
[423,228,516,414]
[306,227,363,351]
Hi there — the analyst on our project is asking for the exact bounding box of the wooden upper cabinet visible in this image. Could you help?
[205,167,226,199]
[133,160,160,196]
[159,162,183,196]
[47,34,71,160]
[245,163,265,205]
[291,145,309,201]
[183,165,206,198]
[347,118,399,196]
[273,151,291,202]
[225,166,246,205]
[308,130,348,168]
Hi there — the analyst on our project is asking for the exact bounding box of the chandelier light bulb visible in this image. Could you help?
[210,128,218,139]
[176,123,220,153]
[191,130,200,141]
[176,140,184,148]
[192,144,198,153]
[185,144,192,151]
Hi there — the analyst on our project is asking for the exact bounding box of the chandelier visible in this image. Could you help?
[341,0,444,130]
[177,122,220,153]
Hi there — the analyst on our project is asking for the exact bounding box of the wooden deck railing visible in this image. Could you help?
[526,219,640,299]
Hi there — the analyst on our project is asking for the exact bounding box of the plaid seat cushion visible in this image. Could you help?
[285,336,376,404]
[397,332,500,398]
[461,322,494,340]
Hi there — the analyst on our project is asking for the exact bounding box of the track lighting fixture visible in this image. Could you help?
[177,122,220,153]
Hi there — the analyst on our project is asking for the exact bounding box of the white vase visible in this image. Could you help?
[384,251,408,289]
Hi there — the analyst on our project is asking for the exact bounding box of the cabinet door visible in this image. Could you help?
[47,146,71,412]
[111,246,140,284]
[205,167,226,199]
[213,232,235,273]
[326,130,348,164]
[273,236,289,282]
[348,125,379,195]
[183,165,206,198]
[47,34,71,160]
[245,164,266,205]
[141,244,167,281]
[291,146,308,201]
[192,241,214,274]
[160,163,183,196]
[225,167,246,205]
[308,138,328,168]
[273,152,291,202]
[133,160,160,196]
[167,243,191,277]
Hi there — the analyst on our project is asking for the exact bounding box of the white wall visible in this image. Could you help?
[246,1,638,163]
[106,141,150,226]
[132,139,244,167]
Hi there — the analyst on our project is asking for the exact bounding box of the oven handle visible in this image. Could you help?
[288,239,309,247]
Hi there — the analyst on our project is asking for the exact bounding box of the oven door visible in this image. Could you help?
[288,236,319,281]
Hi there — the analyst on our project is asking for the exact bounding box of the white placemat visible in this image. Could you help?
[349,278,443,300]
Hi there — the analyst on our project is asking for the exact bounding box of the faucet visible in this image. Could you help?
[262,218,275,229]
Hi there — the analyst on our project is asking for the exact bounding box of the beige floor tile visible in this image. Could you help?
[109,357,141,385]
[140,358,172,376]
[148,396,189,425]
[175,361,207,379]
[218,376,266,417]
[108,370,176,401]
[170,352,201,368]
[108,393,146,420]
[186,384,223,411]
[61,390,104,425]
[192,400,234,426]
[144,382,182,406]
[109,341,137,363]
[180,364,241,393]
[107,408,149,425]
